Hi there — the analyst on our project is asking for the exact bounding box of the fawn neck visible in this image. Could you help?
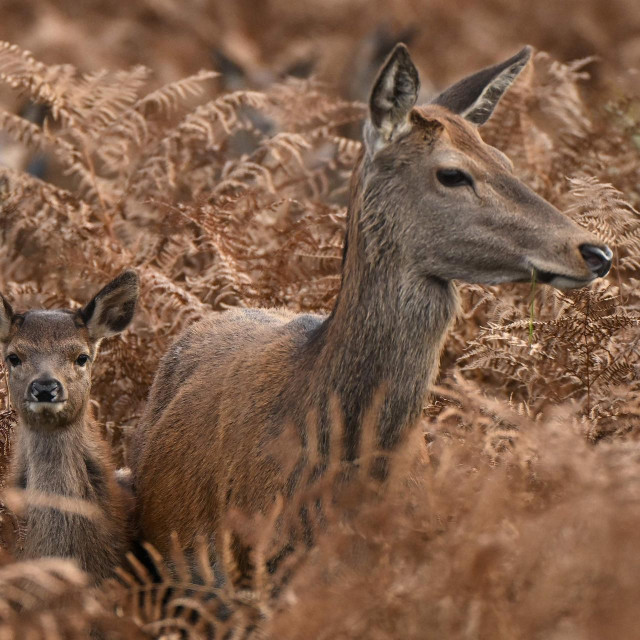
[312,164,458,458]
[19,412,99,497]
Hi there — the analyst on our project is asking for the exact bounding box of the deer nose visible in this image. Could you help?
[579,244,613,278]
[29,378,63,403]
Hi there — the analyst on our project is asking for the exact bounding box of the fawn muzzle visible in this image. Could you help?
[28,378,64,404]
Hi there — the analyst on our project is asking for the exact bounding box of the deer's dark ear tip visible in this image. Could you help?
[0,293,18,341]
[517,45,533,63]
[117,269,140,291]
[120,269,139,283]
[389,42,412,63]
[386,42,419,88]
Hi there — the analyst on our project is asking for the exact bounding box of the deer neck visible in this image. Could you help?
[19,414,96,496]
[313,196,459,456]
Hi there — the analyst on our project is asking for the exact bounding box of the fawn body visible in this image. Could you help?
[132,46,612,553]
[0,271,139,583]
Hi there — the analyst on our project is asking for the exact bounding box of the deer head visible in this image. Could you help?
[0,271,139,431]
[357,44,612,288]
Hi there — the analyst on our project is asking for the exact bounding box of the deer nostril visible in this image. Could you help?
[29,379,63,403]
[579,244,613,278]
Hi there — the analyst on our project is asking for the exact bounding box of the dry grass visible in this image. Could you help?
[0,1,639,637]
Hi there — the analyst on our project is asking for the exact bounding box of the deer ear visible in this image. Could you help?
[365,43,420,153]
[0,294,14,342]
[431,46,532,125]
[78,270,139,341]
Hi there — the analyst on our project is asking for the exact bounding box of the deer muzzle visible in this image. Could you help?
[27,378,66,408]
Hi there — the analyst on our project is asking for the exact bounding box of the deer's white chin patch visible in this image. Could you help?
[27,401,66,414]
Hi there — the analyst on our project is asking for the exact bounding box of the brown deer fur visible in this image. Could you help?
[0,271,139,583]
[131,45,612,553]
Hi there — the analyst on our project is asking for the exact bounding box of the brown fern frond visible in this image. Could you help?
[136,69,219,117]
[112,536,266,639]
[0,557,141,638]
[0,42,74,120]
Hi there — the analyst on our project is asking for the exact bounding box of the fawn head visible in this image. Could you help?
[0,271,139,431]
[360,44,612,288]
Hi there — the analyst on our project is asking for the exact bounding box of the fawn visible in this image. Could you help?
[131,45,612,553]
[0,271,139,583]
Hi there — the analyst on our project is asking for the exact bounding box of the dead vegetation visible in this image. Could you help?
[0,1,639,637]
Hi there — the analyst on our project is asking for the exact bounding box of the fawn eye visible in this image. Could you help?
[76,354,90,367]
[6,354,21,367]
[437,168,474,188]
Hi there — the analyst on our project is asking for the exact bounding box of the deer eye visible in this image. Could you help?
[6,354,21,367]
[437,168,474,188]
[76,354,90,367]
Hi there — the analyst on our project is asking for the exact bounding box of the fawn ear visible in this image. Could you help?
[0,294,14,342]
[431,46,532,125]
[365,43,420,153]
[78,270,139,341]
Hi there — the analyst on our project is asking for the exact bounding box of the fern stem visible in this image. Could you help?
[584,295,592,415]
[528,269,536,344]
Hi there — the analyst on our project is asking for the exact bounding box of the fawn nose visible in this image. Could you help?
[29,378,63,403]
[579,244,613,278]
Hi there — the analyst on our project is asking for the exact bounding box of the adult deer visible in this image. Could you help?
[132,46,612,553]
[0,271,139,583]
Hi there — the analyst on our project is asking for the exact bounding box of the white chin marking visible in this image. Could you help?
[27,402,66,414]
